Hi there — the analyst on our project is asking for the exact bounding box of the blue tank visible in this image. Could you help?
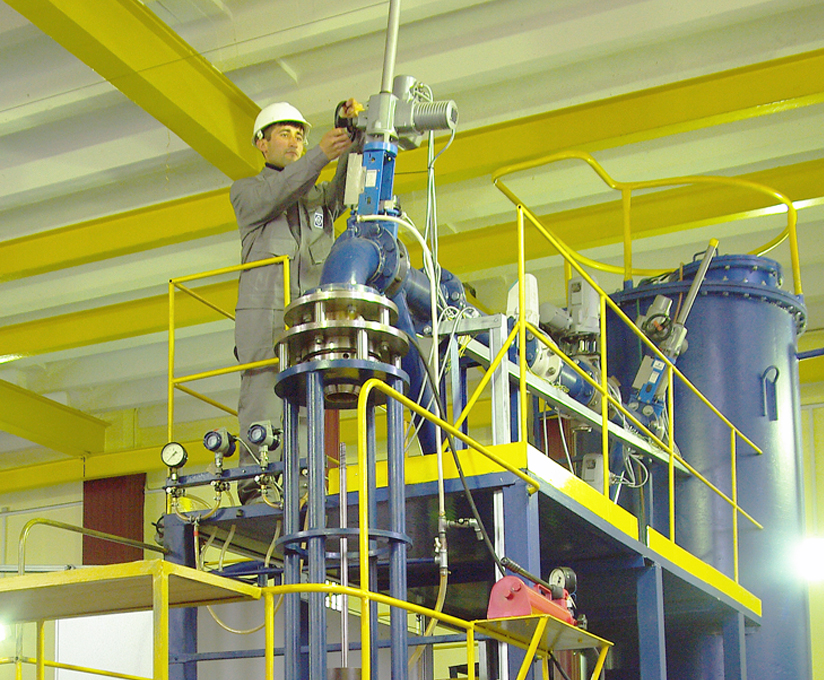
[607,255,810,679]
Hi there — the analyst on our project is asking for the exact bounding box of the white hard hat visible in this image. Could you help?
[252,102,311,144]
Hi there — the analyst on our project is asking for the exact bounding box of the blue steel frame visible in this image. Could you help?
[274,364,409,680]
[164,516,198,680]
[637,564,667,678]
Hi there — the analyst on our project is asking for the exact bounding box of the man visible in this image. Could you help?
[230,99,359,503]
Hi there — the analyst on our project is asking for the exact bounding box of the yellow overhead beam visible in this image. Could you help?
[433,157,824,276]
[3,48,824,282]
[1,396,496,493]
[393,46,824,191]
[6,0,260,179]
[0,280,237,361]
[0,189,234,283]
[0,379,107,457]
[1,158,820,361]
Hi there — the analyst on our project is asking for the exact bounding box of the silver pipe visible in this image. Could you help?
[380,0,402,92]
[675,239,718,326]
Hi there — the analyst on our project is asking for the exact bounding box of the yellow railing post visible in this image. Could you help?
[517,206,529,443]
[668,366,676,543]
[622,187,633,285]
[36,621,45,680]
[600,295,610,497]
[167,280,175,444]
[357,386,372,680]
[265,591,275,680]
[466,626,476,680]
[731,430,740,582]
[152,568,170,680]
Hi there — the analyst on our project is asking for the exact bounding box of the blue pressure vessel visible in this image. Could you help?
[607,255,810,679]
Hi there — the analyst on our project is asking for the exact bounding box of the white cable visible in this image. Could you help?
[237,437,261,466]
[556,411,575,473]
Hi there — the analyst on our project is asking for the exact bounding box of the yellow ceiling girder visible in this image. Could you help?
[6,0,260,179]
[1,397,496,493]
[3,48,824,283]
[0,280,237,361]
[1,158,820,361]
[433,157,824,276]
[393,46,824,191]
[0,189,234,283]
[0,379,107,456]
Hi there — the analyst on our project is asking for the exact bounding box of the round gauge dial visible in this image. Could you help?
[548,566,577,595]
[161,441,188,469]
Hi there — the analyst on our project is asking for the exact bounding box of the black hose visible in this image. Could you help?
[405,331,506,575]
[407,331,586,680]
[549,651,573,680]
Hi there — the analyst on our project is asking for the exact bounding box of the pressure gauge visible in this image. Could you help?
[203,428,236,457]
[248,420,281,449]
[161,441,188,469]
[548,566,577,595]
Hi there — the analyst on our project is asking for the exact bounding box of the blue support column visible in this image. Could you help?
[283,398,306,679]
[164,516,197,680]
[307,372,327,680]
[637,563,667,680]
[387,377,408,680]
[501,481,542,579]
[501,481,541,680]
[722,612,747,680]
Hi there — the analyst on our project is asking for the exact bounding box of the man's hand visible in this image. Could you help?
[339,98,364,119]
[319,127,353,160]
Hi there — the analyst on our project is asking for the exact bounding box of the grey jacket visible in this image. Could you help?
[231,145,349,311]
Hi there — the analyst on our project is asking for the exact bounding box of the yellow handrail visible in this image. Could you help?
[14,657,150,680]
[492,149,802,295]
[489,152,779,582]
[261,582,611,680]
[355,378,544,680]
[166,255,291,442]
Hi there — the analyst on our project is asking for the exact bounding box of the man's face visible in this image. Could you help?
[257,123,306,168]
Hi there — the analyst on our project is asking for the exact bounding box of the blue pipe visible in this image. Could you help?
[319,228,439,453]
[320,230,382,287]
[391,290,439,453]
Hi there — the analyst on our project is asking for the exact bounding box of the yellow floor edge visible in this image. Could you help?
[329,441,760,617]
[647,527,761,616]
[525,446,640,540]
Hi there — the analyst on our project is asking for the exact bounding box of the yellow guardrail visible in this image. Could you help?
[354,377,542,677]
[18,518,167,577]
[3,560,608,680]
[492,149,802,295]
[166,256,291,442]
[261,583,611,680]
[488,151,791,582]
[6,655,151,680]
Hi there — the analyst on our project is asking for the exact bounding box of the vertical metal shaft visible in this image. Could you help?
[675,239,718,326]
[380,0,402,92]
[283,398,302,679]
[307,372,327,680]
[387,377,409,680]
